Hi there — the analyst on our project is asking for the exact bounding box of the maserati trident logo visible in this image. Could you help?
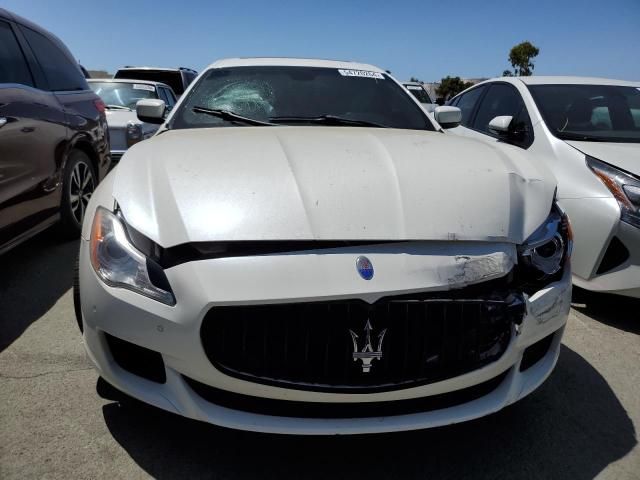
[349,320,387,373]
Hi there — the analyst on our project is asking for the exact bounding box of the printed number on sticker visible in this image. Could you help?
[338,69,384,80]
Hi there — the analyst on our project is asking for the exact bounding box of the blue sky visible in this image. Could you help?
[4,0,639,81]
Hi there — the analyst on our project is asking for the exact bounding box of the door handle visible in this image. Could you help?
[0,117,7,128]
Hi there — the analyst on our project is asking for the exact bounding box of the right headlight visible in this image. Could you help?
[518,203,573,285]
[90,206,175,305]
[587,156,640,228]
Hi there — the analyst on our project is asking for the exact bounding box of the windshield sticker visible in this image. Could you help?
[406,85,423,90]
[338,69,384,80]
[133,84,155,91]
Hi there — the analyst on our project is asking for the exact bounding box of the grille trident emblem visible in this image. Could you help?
[349,320,387,373]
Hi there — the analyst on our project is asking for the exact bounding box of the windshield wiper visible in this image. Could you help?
[105,104,131,111]
[269,115,389,128]
[192,106,276,126]
[555,131,611,142]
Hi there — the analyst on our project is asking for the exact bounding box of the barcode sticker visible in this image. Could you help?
[338,69,384,80]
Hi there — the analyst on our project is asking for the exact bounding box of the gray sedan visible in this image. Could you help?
[88,79,177,163]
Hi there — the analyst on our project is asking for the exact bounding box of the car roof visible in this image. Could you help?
[206,57,385,73]
[402,81,423,86]
[87,78,172,89]
[0,8,80,68]
[116,66,197,73]
[489,76,640,87]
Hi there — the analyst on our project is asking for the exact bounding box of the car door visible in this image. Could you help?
[455,82,534,149]
[0,19,68,249]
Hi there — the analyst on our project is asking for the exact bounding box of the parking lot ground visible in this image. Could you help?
[1,234,639,480]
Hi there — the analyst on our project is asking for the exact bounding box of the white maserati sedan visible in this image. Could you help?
[75,58,572,435]
[447,77,640,298]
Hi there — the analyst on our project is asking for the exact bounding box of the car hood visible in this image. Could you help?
[113,127,555,248]
[565,141,640,175]
[105,109,157,133]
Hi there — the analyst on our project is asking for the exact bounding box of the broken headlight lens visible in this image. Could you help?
[587,156,640,228]
[518,204,573,281]
[90,206,175,305]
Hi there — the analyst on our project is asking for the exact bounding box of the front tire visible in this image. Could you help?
[60,150,97,237]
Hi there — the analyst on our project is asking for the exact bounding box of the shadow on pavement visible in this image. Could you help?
[0,232,78,352]
[572,287,640,334]
[101,346,636,479]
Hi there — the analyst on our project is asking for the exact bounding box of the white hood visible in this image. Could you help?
[565,141,640,175]
[105,109,138,128]
[113,127,555,248]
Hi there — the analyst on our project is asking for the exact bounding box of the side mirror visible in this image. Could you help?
[136,99,166,124]
[488,115,513,135]
[434,106,462,129]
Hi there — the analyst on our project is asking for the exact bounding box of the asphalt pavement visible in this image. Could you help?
[1,233,639,479]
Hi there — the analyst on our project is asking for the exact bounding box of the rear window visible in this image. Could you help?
[0,21,33,86]
[405,85,432,104]
[115,69,184,94]
[21,26,86,91]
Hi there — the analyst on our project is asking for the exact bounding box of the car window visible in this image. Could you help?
[405,85,432,104]
[156,87,169,104]
[474,83,533,148]
[162,88,176,108]
[0,21,34,86]
[473,83,524,132]
[89,81,158,109]
[20,26,86,91]
[171,66,435,131]
[529,84,640,143]
[456,86,486,126]
[168,88,177,104]
[115,69,184,95]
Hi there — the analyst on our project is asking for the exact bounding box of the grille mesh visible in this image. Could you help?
[201,294,523,392]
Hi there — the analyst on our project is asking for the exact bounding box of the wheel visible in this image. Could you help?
[59,149,97,237]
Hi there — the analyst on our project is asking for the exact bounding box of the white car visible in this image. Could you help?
[403,81,437,112]
[447,77,640,298]
[75,58,572,435]
[88,79,177,162]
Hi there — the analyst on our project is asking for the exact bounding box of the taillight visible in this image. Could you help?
[94,99,106,114]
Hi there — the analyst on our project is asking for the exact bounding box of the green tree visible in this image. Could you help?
[507,41,539,76]
[502,69,514,77]
[409,76,423,83]
[436,76,473,101]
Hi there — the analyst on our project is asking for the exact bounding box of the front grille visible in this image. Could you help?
[201,292,523,393]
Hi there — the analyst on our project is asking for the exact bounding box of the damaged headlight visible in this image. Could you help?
[587,156,640,228]
[90,207,175,305]
[518,203,573,283]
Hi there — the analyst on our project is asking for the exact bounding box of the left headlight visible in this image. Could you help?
[518,203,573,284]
[587,156,640,228]
[126,122,143,147]
[90,207,175,305]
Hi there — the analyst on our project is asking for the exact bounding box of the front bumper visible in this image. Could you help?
[78,240,571,434]
[560,197,640,299]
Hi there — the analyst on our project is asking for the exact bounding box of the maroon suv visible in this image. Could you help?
[0,8,111,253]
